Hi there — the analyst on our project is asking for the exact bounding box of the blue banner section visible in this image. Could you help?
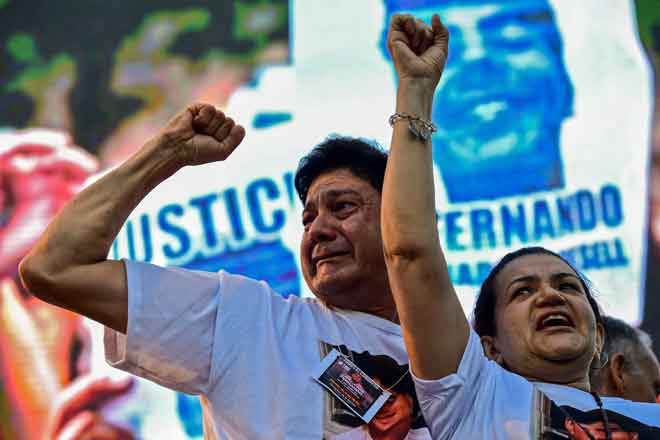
[442,183,628,286]
[441,184,623,251]
[448,237,629,286]
[112,171,301,297]
[381,0,573,202]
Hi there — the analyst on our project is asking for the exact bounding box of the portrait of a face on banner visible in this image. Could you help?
[0,0,654,439]
[115,0,651,321]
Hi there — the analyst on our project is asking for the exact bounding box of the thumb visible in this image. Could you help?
[215,124,247,160]
[160,106,196,145]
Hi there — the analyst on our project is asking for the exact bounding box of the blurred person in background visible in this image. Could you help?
[591,316,660,404]
[0,129,136,439]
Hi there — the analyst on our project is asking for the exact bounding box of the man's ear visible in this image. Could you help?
[481,336,503,365]
[608,352,627,396]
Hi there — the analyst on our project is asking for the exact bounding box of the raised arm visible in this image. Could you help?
[382,14,469,380]
[19,104,245,333]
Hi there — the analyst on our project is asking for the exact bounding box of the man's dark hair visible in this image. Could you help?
[294,135,388,203]
[473,246,603,338]
[590,315,652,388]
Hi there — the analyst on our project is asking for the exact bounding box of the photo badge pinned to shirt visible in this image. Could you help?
[312,349,391,423]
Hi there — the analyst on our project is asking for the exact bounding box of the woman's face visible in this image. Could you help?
[485,253,602,384]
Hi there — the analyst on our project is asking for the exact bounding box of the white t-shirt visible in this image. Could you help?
[414,329,660,439]
[104,261,431,439]
[331,426,431,439]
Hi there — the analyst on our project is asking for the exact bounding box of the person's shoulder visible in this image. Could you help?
[125,259,223,291]
[216,269,263,288]
[217,269,322,309]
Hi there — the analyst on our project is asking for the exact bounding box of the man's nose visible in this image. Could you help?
[308,212,338,242]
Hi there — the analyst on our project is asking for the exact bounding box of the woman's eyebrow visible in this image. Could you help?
[507,275,537,290]
[551,272,580,282]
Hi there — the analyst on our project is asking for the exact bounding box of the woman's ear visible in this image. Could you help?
[481,336,503,365]
[595,322,605,355]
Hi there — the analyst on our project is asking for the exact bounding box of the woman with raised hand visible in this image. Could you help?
[382,13,660,439]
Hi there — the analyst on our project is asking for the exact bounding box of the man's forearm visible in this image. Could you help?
[19,104,243,332]
[17,134,181,332]
[24,135,180,276]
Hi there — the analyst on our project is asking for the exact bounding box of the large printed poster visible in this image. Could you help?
[0,2,290,438]
[0,0,655,439]
[115,0,654,317]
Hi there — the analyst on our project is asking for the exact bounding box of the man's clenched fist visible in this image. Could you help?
[158,103,246,167]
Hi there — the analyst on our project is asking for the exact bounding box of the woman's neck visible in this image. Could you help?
[502,359,592,392]
[524,373,591,392]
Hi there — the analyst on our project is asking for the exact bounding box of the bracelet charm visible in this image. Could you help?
[388,112,437,141]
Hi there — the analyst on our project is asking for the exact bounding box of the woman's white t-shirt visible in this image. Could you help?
[413,329,660,439]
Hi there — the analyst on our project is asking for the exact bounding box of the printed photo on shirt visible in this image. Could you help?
[319,343,431,440]
[315,349,388,422]
[532,390,660,439]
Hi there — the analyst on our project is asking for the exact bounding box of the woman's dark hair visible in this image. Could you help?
[473,246,603,337]
[294,135,388,203]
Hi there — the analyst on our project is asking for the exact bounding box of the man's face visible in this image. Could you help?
[370,378,414,439]
[431,0,572,166]
[622,342,660,404]
[300,169,388,310]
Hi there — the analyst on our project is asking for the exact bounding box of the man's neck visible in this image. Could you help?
[366,305,400,323]
[325,299,400,323]
[354,290,399,323]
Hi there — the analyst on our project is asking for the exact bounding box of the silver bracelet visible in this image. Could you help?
[388,112,437,141]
